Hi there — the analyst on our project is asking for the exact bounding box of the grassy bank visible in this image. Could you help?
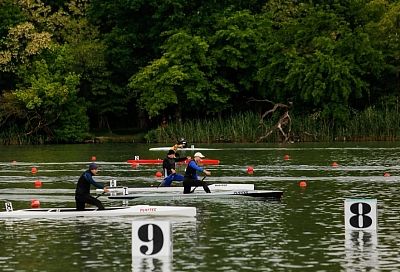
[145,107,400,143]
[2,107,400,144]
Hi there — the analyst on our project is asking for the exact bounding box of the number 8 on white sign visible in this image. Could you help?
[344,199,377,231]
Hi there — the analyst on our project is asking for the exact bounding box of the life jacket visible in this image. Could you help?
[184,160,197,179]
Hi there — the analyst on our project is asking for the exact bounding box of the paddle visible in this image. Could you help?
[95,187,110,198]
[95,192,105,199]
[190,176,206,193]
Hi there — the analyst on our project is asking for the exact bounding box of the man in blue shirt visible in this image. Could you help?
[75,163,109,210]
[183,152,211,194]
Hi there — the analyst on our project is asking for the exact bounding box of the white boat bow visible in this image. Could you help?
[149,146,221,151]
[0,205,196,219]
[97,183,255,194]
[108,190,283,200]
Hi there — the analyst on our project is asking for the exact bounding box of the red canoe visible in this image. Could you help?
[127,159,220,165]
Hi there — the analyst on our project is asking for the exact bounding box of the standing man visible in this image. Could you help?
[183,152,211,194]
[75,162,108,210]
[161,150,190,186]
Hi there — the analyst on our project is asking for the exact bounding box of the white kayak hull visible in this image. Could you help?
[108,190,283,200]
[0,205,196,219]
[97,183,255,194]
[149,146,221,151]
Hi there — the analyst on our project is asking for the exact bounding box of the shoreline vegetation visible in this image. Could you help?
[1,1,399,145]
[2,107,400,145]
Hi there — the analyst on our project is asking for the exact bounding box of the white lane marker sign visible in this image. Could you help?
[132,221,172,258]
[344,199,377,230]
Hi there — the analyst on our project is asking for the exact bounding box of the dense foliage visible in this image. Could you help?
[0,0,399,143]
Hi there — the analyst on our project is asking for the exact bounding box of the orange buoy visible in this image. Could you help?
[384,172,391,177]
[247,166,254,174]
[31,167,38,174]
[30,199,40,208]
[299,181,307,187]
[284,154,290,161]
[91,156,97,161]
[34,180,42,188]
[331,162,339,168]
[155,171,163,178]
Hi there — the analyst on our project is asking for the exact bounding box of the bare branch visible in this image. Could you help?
[249,98,293,143]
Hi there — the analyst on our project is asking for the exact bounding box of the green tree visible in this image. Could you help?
[257,1,384,124]
[0,58,88,142]
[364,0,400,101]
[129,31,215,119]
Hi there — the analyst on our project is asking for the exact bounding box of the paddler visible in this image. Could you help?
[183,152,211,193]
[171,137,188,152]
[161,150,191,186]
[75,163,109,210]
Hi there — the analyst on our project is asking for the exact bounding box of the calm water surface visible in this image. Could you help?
[1,142,400,271]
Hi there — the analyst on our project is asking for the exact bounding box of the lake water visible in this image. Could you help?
[1,142,400,271]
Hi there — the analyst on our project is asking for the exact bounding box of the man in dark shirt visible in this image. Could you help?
[75,163,109,210]
[161,150,190,186]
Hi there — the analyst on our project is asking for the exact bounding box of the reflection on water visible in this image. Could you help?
[132,257,172,272]
[0,217,196,271]
[344,230,379,271]
[1,143,400,271]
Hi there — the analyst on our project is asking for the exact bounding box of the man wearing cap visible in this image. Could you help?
[75,163,109,210]
[183,152,211,193]
[161,150,190,186]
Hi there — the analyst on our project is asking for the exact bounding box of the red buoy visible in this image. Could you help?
[31,199,40,208]
[155,171,162,178]
[131,162,138,168]
[31,167,38,174]
[331,162,339,168]
[247,166,254,174]
[299,181,307,187]
[34,180,42,188]
[284,154,290,161]
[91,156,97,161]
[384,172,390,177]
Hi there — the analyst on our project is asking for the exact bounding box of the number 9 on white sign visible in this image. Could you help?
[132,221,172,258]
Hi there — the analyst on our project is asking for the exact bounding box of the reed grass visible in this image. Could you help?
[147,107,400,143]
[0,125,46,145]
[2,106,400,144]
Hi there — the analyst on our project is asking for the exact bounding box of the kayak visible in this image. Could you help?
[149,146,221,151]
[96,183,255,193]
[0,205,196,219]
[108,190,283,200]
[127,159,220,165]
